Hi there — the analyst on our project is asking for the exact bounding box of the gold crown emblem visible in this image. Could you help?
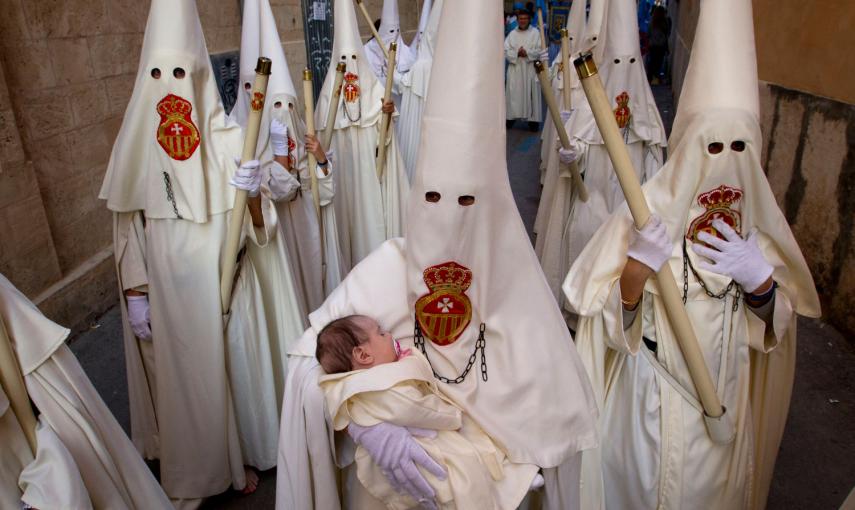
[614,91,631,129]
[344,72,359,83]
[157,94,193,117]
[422,262,473,294]
[697,185,743,209]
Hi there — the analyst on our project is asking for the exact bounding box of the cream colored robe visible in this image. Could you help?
[0,274,172,509]
[113,202,280,498]
[320,351,536,510]
[504,27,543,123]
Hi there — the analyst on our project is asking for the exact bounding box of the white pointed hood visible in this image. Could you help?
[566,0,667,147]
[581,0,608,60]
[406,0,598,467]
[99,0,243,222]
[411,0,432,50]
[316,0,384,130]
[403,0,443,99]
[669,0,759,151]
[565,0,819,319]
[378,0,402,44]
[232,0,304,164]
[566,0,587,54]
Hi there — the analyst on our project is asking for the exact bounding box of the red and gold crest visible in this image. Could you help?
[415,262,473,346]
[251,91,265,112]
[343,72,360,103]
[686,185,744,243]
[156,94,200,161]
[614,91,631,129]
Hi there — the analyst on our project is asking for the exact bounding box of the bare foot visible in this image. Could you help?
[241,467,260,495]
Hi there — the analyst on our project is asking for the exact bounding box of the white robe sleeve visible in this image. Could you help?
[504,34,520,64]
[19,419,93,510]
[318,152,336,206]
[602,281,644,356]
[265,160,301,202]
[117,212,148,293]
[747,287,794,354]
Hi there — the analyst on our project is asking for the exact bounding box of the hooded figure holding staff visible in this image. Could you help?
[563,0,820,507]
[276,0,598,508]
[316,0,410,270]
[99,0,287,504]
[363,0,417,89]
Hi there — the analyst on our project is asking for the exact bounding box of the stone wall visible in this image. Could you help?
[672,0,855,337]
[0,0,419,333]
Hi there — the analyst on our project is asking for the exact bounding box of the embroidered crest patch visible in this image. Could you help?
[156,94,200,161]
[614,91,631,129]
[343,72,360,103]
[686,185,744,243]
[251,91,265,112]
[415,262,473,346]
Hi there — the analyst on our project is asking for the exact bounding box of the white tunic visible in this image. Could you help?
[504,27,543,123]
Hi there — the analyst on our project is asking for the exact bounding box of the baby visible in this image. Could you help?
[316,315,540,510]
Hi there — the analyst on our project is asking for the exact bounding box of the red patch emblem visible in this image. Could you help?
[251,91,265,112]
[614,91,631,129]
[415,262,473,346]
[156,94,200,161]
[686,185,744,244]
[343,72,360,103]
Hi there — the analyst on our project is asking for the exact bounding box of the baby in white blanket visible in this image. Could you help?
[316,315,541,510]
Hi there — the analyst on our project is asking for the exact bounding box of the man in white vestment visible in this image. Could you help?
[538,0,667,316]
[232,0,345,316]
[276,1,598,508]
[562,0,821,508]
[315,0,410,270]
[0,274,172,510]
[504,8,545,131]
[99,0,291,505]
[395,0,442,180]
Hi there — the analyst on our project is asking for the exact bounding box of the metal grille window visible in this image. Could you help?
[302,0,334,99]
[210,51,240,115]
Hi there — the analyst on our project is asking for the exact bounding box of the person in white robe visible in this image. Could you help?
[276,1,598,508]
[98,0,291,504]
[562,0,821,507]
[395,0,442,180]
[315,0,410,269]
[232,0,345,316]
[538,0,667,317]
[364,0,417,91]
[0,274,172,509]
[504,9,545,130]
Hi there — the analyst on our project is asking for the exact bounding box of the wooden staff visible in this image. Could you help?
[355,0,390,60]
[303,69,321,221]
[322,62,347,149]
[0,314,37,454]
[534,60,588,202]
[220,57,272,315]
[537,7,547,50]
[375,41,397,180]
[559,28,572,109]
[574,53,732,443]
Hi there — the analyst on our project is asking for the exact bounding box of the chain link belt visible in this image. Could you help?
[414,322,487,385]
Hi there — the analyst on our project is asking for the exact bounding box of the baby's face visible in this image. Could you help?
[356,317,408,367]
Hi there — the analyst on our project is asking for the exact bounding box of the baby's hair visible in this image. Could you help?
[316,315,370,374]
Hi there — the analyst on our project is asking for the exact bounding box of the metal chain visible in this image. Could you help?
[682,237,740,312]
[414,322,488,384]
[162,172,183,219]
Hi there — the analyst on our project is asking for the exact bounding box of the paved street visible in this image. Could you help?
[68,88,854,508]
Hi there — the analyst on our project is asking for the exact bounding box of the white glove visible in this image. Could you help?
[558,146,579,165]
[348,422,446,509]
[229,159,262,197]
[627,215,672,273]
[538,49,550,61]
[560,109,573,124]
[126,295,152,341]
[691,219,773,293]
[270,118,289,157]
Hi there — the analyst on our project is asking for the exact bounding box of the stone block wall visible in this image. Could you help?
[672,0,855,337]
[0,0,420,333]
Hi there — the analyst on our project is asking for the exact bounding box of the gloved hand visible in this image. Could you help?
[627,214,672,273]
[560,109,573,124]
[270,119,289,157]
[348,422,446,510]
[229,159,262,197]
[126,295,152,341]
[691,219,773,293]
[558,146,579,165]
[538,49,550,61]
